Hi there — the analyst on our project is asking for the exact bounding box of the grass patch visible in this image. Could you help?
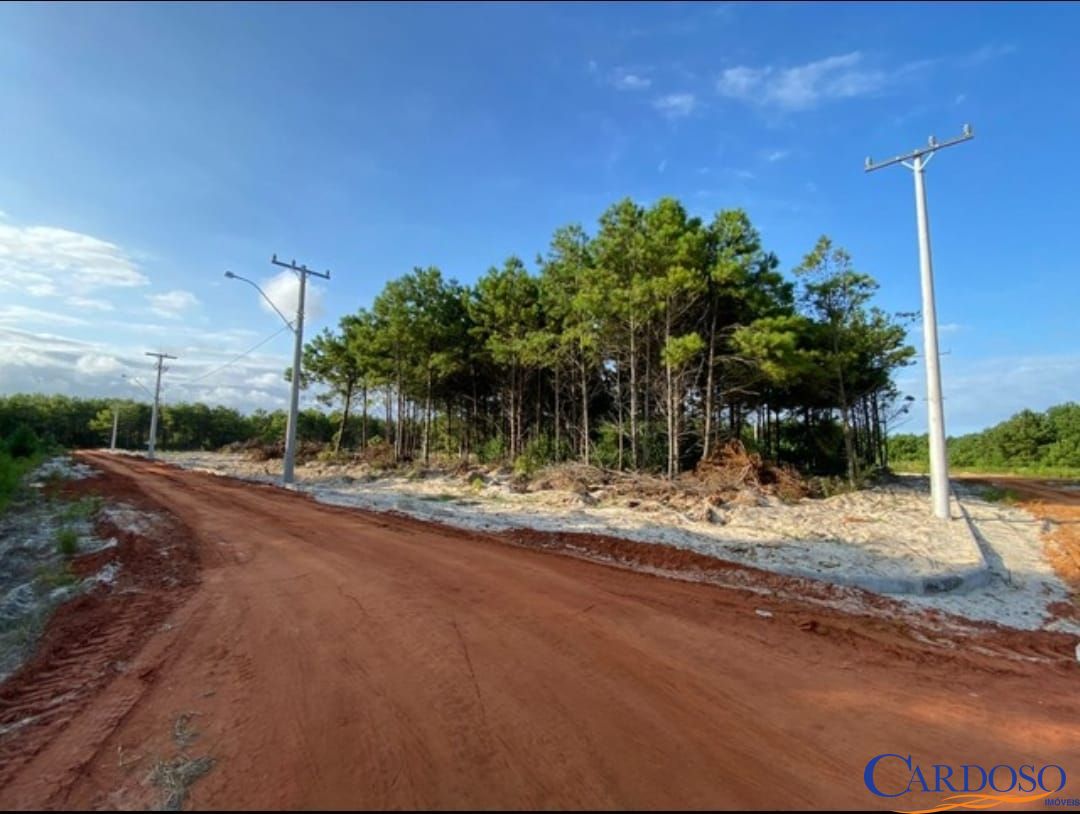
[56,528,79,558]
[172,712,199,749]
[149,713,215,810]
[149,755,216,811]
[60,495,104,523]
[418,493,458,503]
[36,563,78,589]
[979,485,1021,504]
[891,460,1080,479]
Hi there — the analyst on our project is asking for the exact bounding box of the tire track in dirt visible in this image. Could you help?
[0,471,200,802]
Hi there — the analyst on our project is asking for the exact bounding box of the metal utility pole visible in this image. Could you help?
[110,404,119,451]
[145,352,177,460]
[865,124,973,520]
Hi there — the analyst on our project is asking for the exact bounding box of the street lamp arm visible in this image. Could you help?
[224,271,296,332]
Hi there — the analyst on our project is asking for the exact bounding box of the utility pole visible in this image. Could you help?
[110,404,119,451]
[865,124,973,520]
[270,255,331,486]
[145,352,177,460]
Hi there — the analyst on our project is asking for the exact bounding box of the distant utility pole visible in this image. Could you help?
[145,352,177,460]
[110,404,119,451]
[865,124,974,520]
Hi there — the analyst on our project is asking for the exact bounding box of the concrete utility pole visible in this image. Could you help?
[226,256,330,486]
[144,352,177,460]
[865,124,974,520]
[110,404,119,451]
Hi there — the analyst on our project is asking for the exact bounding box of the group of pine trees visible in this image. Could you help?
[299,197,915,483]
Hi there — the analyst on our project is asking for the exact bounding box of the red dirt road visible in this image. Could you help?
[3,454,1079,810]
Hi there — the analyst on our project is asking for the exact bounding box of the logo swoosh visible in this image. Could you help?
[898,789,1054,814]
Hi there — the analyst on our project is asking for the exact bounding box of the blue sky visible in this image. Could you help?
[0,1,1076,434]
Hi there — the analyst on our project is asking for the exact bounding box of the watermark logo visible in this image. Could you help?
[864,754,1068,812]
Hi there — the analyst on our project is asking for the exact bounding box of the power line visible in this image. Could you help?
[185,324,292,384]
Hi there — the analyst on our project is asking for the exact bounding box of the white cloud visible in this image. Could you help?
[0,222,148,296]
[147,289,199,319]
[0,325,304,413]
[612,70,651,91]
[764,149,791,163]
[66,296,114,312]
[26,281,59,297]
[657,159,668,174]
[716,52,889,111]
[259,270,324,323]
[0,304,89,327]
[716,65,768,98]
[75,353,122,375]
[959,43,1016,68]
[653,92,697,118]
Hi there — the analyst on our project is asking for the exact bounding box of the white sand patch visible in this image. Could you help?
[100,504,164,536]
[31,455,97,483]
[158,452,1077,633]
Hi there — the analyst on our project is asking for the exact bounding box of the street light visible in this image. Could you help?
[225,258,329,486]
[224,270,294,330]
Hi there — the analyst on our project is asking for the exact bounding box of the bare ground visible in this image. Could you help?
[1,453,1078,810]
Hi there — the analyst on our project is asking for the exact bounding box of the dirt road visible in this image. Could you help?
[2,454,1079,810]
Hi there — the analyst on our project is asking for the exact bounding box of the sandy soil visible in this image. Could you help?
[1,452,1077,810]
[158,451,1076,632]
[966,476,1080,628]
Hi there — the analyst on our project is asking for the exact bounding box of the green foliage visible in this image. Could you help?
[514,436,556,477]
[61,496,104,522]
[979,486,1020,504]
[0,452,34,514]
[0,423,47,514]
[4,425,40,458]
[591,422,624,470]
[478,436,506,465]
[889,402,1080,475]
[36,563,78,590]
[56,528,79,558]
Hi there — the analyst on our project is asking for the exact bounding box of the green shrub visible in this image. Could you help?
[36,563,78,589]
[514,437,555,477]
[4,425,40,459]
[0,450,42,514]
[56,528,79,557]
[979,485,1020,504]
[478,437,506,464]
[61,496,103,522]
